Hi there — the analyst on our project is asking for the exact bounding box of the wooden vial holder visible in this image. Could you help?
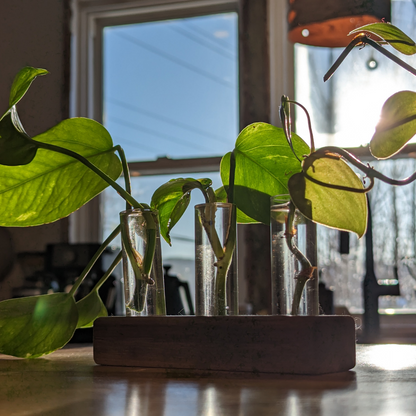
[93,315,356,375]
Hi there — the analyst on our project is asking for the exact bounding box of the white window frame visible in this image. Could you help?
[69,0,293,242]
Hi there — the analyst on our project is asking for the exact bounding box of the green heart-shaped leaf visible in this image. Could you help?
[289,153,367,237]
[8,66,49,109]
[76,290,108,329]
[151,178,212,244]
[220,123,310,224]
[0,293,78,358]
[0,118,122,226]
[0,110,38,165]
[349,23,416,55]
[370,91,416,159]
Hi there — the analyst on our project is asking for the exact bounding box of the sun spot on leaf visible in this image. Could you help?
[16,212,37,221]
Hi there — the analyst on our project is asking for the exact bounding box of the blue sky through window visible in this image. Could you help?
[103,13,238,162]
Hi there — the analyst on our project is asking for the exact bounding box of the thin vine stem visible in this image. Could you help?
[69,225,121,296]
[228,150,236,204]
[114,145,132,211]
[314,146,416,187]
[287,100,316,153]
[279,96,301,163]
[91,251,123,292]
[324,34,416,82]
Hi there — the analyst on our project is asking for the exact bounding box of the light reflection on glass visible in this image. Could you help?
[365,345,416,370]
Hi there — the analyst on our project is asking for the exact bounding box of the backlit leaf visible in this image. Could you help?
[288,153,367,237]
[0,293,78,358]
[151,178,212,244]
[8,66,49,109]
[220,123,310,224]
[370,91,416,159]
[0,118,122,226]
[76,290,107,329]
[349,22,416,55]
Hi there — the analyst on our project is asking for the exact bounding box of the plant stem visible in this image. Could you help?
[114,145,132,210]
[228,150,236,204]
[214,208,236,316]
[324,35,364,81]
[69,225,121,297]
[287,100,315,153]
[279,96,301,163]
[199,203,225,260]
[324,34,416,82]
[314,146,416,188]
[365,37,416,77]
[91,251,122,291]
[34,141,143,209]
[285,202,315,315]
[198,202,236,315]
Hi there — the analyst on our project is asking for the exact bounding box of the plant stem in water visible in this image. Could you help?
[285,202,315,315]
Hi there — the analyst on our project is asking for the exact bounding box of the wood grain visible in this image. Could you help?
[93,315,356,375]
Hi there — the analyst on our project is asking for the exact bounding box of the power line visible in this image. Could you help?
[111,135,160,154]
[185,20,236,51]
[114,31,235,89]
[168,24,235,61]
[108,115,211,152]
[106,97,226,144]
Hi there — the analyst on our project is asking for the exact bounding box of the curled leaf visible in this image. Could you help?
[151,178,212,244]
[349,23,416,55]
[8,66,49,110]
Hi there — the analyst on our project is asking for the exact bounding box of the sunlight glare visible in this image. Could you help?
[366,345,416,370]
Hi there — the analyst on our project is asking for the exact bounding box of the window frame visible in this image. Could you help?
[70,0,284,243]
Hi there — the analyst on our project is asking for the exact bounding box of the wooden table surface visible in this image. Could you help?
[1,344,416,416]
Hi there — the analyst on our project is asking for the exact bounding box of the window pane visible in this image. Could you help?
[294,1,416,313]
[103,13,238,162]
[295,1,416,149]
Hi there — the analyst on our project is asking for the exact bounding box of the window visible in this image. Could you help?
[102,12,239,301]
[70,0,241,240]
[71,0,248,305]
[294,0,416,313]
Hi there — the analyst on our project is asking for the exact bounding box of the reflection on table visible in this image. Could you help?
[1,344,416,416]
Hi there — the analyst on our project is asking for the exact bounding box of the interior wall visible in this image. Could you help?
[0,0,70,299]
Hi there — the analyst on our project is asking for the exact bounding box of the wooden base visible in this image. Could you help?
[93,315,356,375]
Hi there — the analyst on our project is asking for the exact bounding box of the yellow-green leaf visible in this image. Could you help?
[0,118,122,226]
[289,153,367,237]
[370,91,416,159]
[76,290,108,329]
[0,293,78,358]
[8,66,49,109]
[349,22,416,55]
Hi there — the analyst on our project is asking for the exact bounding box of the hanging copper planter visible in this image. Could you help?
[288,0,391,47]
